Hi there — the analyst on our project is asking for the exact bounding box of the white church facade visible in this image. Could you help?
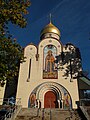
[16,21,81,109]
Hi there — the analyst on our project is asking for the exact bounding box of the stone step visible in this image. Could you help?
[15,108,80,120]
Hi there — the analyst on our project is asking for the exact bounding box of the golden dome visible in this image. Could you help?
[40,22,60,36]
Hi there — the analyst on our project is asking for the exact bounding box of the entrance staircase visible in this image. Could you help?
[15,108,81,120]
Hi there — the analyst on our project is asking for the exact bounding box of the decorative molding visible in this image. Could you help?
[36,54,39,61]
[30,48,33,50]
[40,45,43,47]
[49,40,52,43]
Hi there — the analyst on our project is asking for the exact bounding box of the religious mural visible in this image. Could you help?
[43,45,58,79]
[29,93,37,108]
[63,93,71,109]
[28,83,72,109]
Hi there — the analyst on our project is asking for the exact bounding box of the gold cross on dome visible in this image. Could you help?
[50,13,52,23]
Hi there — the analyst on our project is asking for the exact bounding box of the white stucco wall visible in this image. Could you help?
[0,85,6,105]
[16,37,79,109]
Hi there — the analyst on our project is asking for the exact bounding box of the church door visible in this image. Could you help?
[44,91,57,108]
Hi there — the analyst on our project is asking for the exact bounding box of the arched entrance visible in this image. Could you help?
[28,82,72,109]
[44,91,58,108]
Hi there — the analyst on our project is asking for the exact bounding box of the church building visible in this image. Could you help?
[16,21,88,109]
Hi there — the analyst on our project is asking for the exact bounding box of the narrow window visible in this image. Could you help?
[27,59,31,81]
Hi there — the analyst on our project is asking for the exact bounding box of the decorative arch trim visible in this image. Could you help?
[28,82,72,109]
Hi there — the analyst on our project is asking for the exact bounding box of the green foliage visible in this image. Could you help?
[55,43,82,79]
[0,0,30,29]
[0,0,30,87]
[0,37,24,86]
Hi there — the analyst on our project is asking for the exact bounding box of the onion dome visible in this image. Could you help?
[40,22,60,37]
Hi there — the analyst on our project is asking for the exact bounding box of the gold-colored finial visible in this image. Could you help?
[49,13,52,23]
[40,13,60,37]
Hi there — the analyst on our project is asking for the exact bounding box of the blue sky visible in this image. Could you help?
[9,0,90,77]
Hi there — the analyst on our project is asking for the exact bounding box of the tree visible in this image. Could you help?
[0,0,30,30]
[55,43,82,81]
[0,0,30,87]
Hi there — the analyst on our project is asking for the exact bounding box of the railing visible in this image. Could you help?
[0,98,22,120]
[42,108,44,120]
[79,99,90,106]
[65,109,73,120]
[73,109,81,120]
[79,99,90,120]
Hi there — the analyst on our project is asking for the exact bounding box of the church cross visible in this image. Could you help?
[49,13,52,23]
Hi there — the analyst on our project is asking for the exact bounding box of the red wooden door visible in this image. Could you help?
[44,91,57,108]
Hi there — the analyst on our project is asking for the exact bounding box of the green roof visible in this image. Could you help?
[79,77,90,86]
